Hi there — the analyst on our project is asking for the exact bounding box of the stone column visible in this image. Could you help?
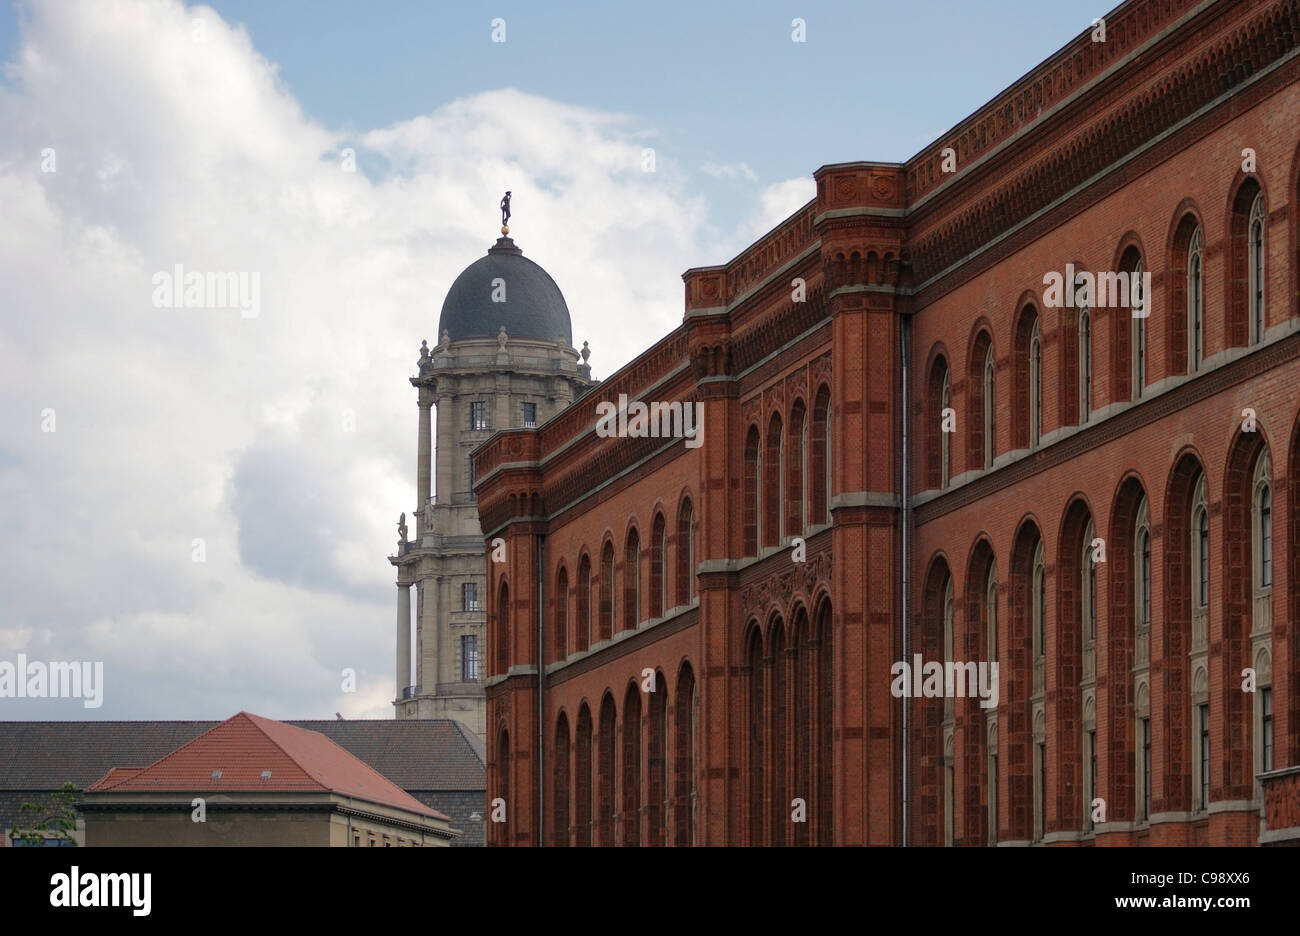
[396,583,412,700]
[416,386,433,535]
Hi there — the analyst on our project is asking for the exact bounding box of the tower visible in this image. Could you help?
[392,206,593,741]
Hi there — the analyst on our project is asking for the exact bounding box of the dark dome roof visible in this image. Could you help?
[437,236,572,345]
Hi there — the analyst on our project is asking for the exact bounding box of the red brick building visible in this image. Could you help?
[473,0,1300,845]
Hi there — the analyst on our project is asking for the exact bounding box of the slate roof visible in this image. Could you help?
[437,236,573,344]
[0,718,484,792]
[85,713,447,820]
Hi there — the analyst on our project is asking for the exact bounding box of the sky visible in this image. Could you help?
[0,0,1105,720]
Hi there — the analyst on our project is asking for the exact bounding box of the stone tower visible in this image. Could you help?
[392,220,593,741]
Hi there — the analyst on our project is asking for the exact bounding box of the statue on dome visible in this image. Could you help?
[398,512,408,543]
[499,191,512,232]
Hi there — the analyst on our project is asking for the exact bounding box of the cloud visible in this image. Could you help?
[700,160,758,183]
[740,176,817,242]
[0,0,808,720]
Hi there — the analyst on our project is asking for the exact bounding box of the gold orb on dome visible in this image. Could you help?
[501,225,509,235]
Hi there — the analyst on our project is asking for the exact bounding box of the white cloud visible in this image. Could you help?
[700,160,758,183]
[0,0,809,720]
[741,176,817,242]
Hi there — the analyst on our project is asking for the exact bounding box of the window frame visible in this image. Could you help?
[1079,305,1091,424]
[1132,258,1146,398]
[1248,192,1265,345]
[1188,228,1204,371]
[470,400,490,432]
[1029,319,1042,446]
[461,634,479,682]
[982,345,995,468]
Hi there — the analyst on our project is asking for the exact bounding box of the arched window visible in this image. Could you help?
[674,664,697,846]
[764,413,783,546]
[1135,498,1151,635]
[1033,713,1046,842]
[577,702,595,847]
[676,497,695,605]
[941,370,952,484]
[622,683,642,845]
[983,345,995,468]
[811,385,830,522]
[1249,192,1265,344]
[767,619,788,845]
[576,553,591,651]
[987,723,998,846]
[1231,181,1265,348]
[743,425,760,555]
[650,513,667,618]
[496,580,510,674]
[553,715,570,845]
[1255,651,1274,794]
[942,578,954,846]
[1079,308,1092,423]
[1014,307,1039,451]
[787,400,806,535]
[598,542,614,643]
[746,626,764,845]
[1137,683,1151,823]
[1033,543,1046,658]
[575,704,593,846]
[1189,227,1204,371]
[1189,475,1208,608]
[623,528,640,632]
[1082,519,1097,643]
[943,577,954,661]
[1195,673,1210,813]
[986,563,998,663]
[1030,320,1042,446]
[1132,258,1146,398]
[647,672,669,846]
[597,694,616,846]
[1255,455,1272,590]
[554,567,568,661]
[815,601,834,844]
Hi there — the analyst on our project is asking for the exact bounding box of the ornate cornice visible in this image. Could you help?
[908,0,1300,290]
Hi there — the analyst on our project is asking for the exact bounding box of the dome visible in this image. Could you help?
[437,236,573,345]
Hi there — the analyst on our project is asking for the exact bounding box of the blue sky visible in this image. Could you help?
[0,0,1112,720]
[3,0,1107,236]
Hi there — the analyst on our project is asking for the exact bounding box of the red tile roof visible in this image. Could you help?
[0,718,484,791]
[85,712,447,820]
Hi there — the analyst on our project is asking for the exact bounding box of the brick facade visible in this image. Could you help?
[474,0,1300,845]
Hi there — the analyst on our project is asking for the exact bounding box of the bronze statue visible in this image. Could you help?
[500,191,512,228]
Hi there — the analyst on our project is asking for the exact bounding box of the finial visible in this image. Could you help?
[581,340,590,364]
[499,190,512,235]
